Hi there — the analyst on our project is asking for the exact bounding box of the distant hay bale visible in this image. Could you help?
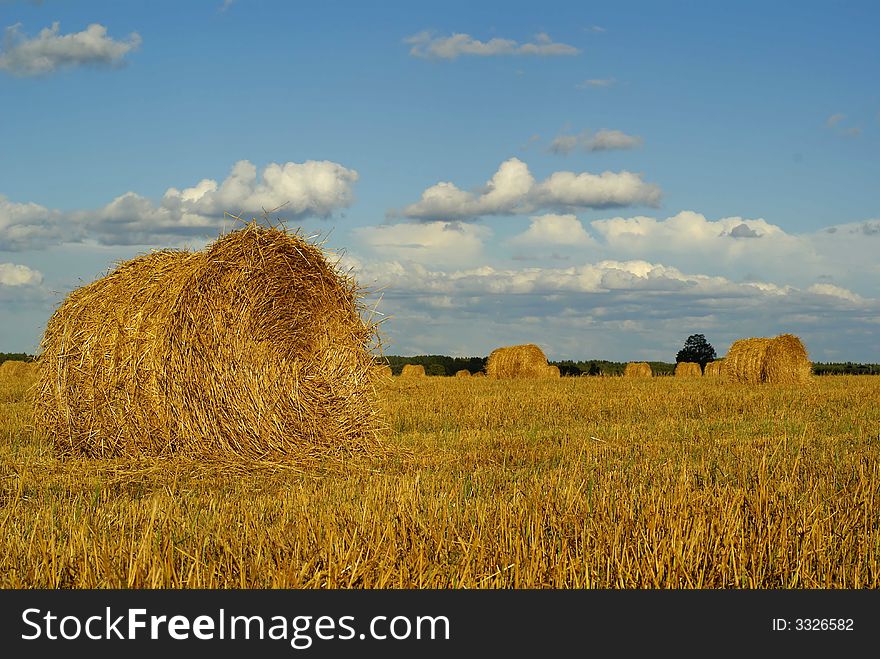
[0,360,34,378]
[400,364,426,378]
[455,369,471,378]
[675,361,702,377]
[485,344,550,379]
[546,365,561,378]
[472,371,485,378]
[722,334,811,384]
[33,222,383,461]
[376,364,393,379]
[704,359,724,377]
[624,362,652,377]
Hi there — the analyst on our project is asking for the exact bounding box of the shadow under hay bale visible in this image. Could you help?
[486,344,550,379]
[704,359,724,377]
[674,362,702,377]
[400,364,426,378]
[455,369,471,378]
[624,362,652,377]
[721,334,811,384]
[34,222,384,461]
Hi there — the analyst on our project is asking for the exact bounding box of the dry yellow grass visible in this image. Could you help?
[33,223,383,462]
[2,370,879,588]
[400,364,426,378]
[675,362,702,377]
[624,362,652,377]
[486,344,550,379]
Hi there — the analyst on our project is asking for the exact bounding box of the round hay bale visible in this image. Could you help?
[723,334,811,384]
[485,344,549,379]
[674,361,702,377]
[0,360,34,378]
[33,223,383,460]
[721,338,772,384]
[400,364,426,378]
[455,369,471,378]
[472,371,485,378]
[376,364,393,379]
[546,365,561,378]
[624,362,652,377]
[704,359,724,377]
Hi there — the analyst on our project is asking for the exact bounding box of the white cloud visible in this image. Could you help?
[1,159,359,248]
[576,78,615,88]
[404,31,580,59]
[807,283,863,303]
[509,214,596,247]
[0,262,42,286]
[826,113,846,127]
[352,221,490,267]
[0,22,141,76]
[549,129,643,154]
[401,158,661,220]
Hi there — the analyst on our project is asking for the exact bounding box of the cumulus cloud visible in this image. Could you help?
[401,158,661,220]
[1,159,359,248]
[405,31,579,59]
[352,221,490,267]
[509,214,596,247]
[549,129,643,154]
[0,262,42,286]
[0,22,141,76]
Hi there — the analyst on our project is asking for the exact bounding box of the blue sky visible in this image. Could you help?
[1,0,878,362]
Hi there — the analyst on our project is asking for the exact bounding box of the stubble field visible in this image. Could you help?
[1,369,878,588]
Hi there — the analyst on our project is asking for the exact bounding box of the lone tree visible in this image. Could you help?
[676,334,717,370]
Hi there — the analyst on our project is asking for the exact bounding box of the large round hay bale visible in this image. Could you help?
[485,344,549,379]
[33,223,383,460]
[376,364,393,379]
[624,362,652,377]
[704,359,724,376]
[722,334,811,384]
[546,365,561,378]
[674,361,702,377]
[455,369,471,378]
[0,360,34,378]
[400,364,426,378]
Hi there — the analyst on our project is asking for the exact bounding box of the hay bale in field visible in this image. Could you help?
[674,361,702,377]
[624,362,652,377]
[33,222,383,460]
[472,371,485,378]
[0,360,34,378]
[376,364,393,379]
[455,369,471,378]
[546,365,561,378]
[485,343,550,379]
[400,364,426,378]
[704,359,724,377]
[722,334,811,384]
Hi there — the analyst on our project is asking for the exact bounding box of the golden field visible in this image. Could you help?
[1,368,879,588]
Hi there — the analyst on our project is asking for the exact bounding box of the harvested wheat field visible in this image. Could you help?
[486,344,550,379]
[722,334,812,385]
[675,362,702,377]
[32,223,384,462]
[624,362,652,377]
[3,370,879,588]
[400,364,426,378]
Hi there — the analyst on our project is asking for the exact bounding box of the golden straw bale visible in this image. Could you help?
[546,365,561,378]
[722,334,811,384]
[400,364,426,378]
[0,360,35,378]
[33,222,383,461]
[674,361,702,377]
[624,362,652,377]
[704,359,724,376]
[485,344,550,379]
[472,371,485,378]
[455,369,471,378]
[376,364,393,379]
